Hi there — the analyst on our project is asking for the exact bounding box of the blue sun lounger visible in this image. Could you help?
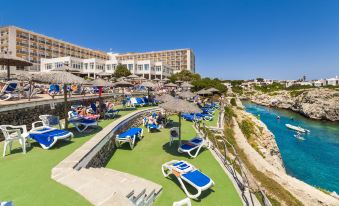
[115,127,143,149]
[146,123,161,132]
[181,114,202,122]
[192,113,213,121]
[68,113,98,133]
[162,160,214,199]
[29,126,73,149]
[178,137,209,158]
[0,81,19,101]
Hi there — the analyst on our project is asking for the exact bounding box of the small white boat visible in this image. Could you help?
[285,124,310,133]
[294,132,305,141]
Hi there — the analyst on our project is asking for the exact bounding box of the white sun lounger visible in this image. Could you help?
[178,137,209,158]
[162,160,214,199]
[68,112,98,132]
[115,128,143,149]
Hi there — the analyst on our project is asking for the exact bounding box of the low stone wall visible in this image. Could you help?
[0,94,116,140]
[77,107,160,169]
[52,107,160,179]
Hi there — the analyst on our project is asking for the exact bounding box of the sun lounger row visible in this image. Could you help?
[0,80,39,101]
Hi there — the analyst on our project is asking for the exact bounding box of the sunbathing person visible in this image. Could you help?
[77,107,100,120]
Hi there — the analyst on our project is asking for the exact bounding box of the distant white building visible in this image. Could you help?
[326,76,339,86]
[40,56,174,80]
[223,82,232,88]
[312,79,326,87]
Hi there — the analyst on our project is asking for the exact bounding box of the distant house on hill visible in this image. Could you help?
[312,79,326,87]
[326,76,339,86]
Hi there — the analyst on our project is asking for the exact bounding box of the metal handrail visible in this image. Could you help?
[194,103,272,206]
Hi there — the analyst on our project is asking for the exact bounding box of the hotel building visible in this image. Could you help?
[112,49,195,73]
[40,57,174,80]
[0,26,195,76]
[0,26,109,71]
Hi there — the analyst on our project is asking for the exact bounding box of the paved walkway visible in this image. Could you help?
[52,107,162,206]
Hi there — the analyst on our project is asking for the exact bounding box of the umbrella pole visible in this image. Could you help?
[7,64,10,81]
[28,80,32,101]
[178,112,182,146]
[64,84,69,129]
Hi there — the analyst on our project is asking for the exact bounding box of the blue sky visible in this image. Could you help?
[1,0,339,80]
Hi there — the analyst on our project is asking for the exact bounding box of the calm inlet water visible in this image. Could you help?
[243,101,339,193]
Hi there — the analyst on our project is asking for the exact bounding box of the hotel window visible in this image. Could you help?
[128,64,133,71]
[138,65,143,71]
[106,65,111,70]
[90,63,94,70]
[144,64,149,71]
[156,66,161,72]
[84,63,88,70]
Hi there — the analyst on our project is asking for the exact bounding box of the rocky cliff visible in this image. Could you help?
[251,88,339,121]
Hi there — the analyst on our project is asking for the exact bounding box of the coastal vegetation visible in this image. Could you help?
[169,70,227,93]
[230,98,237,106]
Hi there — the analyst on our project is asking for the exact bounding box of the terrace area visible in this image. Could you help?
[0,105,243,206]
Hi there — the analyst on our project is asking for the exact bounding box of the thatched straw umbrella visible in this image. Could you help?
[181,82,193,88]
[33,72,85,129]
[140,81,156,96]
[159,99,202,146]
[128,74,139,79]
[97,72,112,77]
[207,87,219,93]
[114,80,133,96]
[196,89,212,96]
[12,70,36,101]
[164,82,177,88]
[162,77,170,82]
[153,77,160,81]
[178,91,196,99]
[91,78,114,116]
[0,52,33,80]
[156,94,176,103]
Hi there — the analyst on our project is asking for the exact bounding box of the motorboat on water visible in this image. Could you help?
[294,132,305,141]
[285,124,310,133]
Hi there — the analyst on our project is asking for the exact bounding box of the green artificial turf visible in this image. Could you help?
[0,106,139,206]
[0,106,242,206]
[106,113,243,206]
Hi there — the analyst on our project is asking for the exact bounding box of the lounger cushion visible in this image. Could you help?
[118,128,142,138]
[182,170,211,187]
[29,128,71,148]
[180,143,197,151]
[69,118,96,124]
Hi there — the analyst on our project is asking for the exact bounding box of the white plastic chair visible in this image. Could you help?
[0,125,29,157]
[170,127,179,146]
[173,198,191,206]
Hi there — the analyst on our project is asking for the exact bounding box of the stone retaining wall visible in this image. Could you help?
[79,108,159,169]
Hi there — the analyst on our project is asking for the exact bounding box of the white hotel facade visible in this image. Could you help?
[0,26,194,79]
[40,55,174,79]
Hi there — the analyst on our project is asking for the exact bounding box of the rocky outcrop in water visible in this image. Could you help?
[251,88,339,121]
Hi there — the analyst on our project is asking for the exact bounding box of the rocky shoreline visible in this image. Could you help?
[249,88,339,121]
[235,109,285,172]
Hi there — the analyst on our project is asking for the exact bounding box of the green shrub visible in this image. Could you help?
[290,90,304,97]
[230,98,237,106]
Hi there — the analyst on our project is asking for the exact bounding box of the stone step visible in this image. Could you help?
[54,167,162,206]
[80,168,162,200]
[98,192,134,206]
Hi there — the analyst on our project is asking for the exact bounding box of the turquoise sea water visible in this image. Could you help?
[243,101,339,193]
